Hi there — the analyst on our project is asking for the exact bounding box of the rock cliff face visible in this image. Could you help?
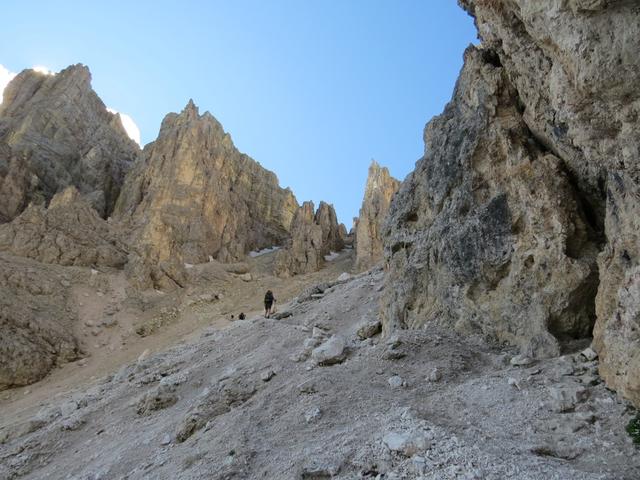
[0,65,140,221]
[275,201,343,277]
[114,101,298,289]
[354,161,399,272]
[0,254,79,390]
[382,0,640,406]
[593,172,640,406]
[382,46,600,359]
[0,186,127,267]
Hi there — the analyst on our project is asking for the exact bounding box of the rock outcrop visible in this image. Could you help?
[465,0,640,407]
[382,0,640,406]
[275,201,343,277]
[593,173,640,406]
[354,160,399,272]
[315,201,345,254]
[0,254,79,390]
[382,46,599,359]
[0,64,140,221]
[0,186,127,267]
[114,100,298,289]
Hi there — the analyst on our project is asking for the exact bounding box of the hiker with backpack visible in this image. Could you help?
[264,290,276,318]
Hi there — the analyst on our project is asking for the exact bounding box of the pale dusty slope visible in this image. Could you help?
[0,261,637,479]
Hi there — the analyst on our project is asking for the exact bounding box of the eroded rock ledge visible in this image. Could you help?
[0,186,127,267]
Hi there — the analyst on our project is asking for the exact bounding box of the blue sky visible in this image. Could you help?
[0,1,476,225]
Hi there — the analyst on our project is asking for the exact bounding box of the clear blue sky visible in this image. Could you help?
[0,1,476,225]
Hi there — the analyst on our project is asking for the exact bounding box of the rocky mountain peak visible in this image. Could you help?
[0,64,140,221]
[354,160,399,272]
[114,103,299,289]
[1,64,91,116]
[54,63,92,85]
[315,201,344,252]
[183,98,199,115]
[156,99,226,146]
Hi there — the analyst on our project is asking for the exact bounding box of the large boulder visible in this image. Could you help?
[114,100,299,289]
[0,186,127,267]
[0,64,140,221]
[354,160,399,272]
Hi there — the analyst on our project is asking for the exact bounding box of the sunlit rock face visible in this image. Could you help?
[354,160,399,272]
[315,201,345,255]
[275,201,344,277]
[383,0,640,406]
[114,100,299,290]
[0,186,127,267]
[0,64,140,221]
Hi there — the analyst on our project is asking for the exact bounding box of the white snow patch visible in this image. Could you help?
[1,64,56,104]
[32,65,54,75]
[324,251,340,262]
[107,107,141,146]
[0,64,16,103]
[249,246,281,258]
[184,263,194,269]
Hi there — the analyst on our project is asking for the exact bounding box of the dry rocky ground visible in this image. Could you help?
[0,251,638,479]
[1,2,639,479]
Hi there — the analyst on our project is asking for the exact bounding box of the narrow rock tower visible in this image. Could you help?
[354,160,399,272]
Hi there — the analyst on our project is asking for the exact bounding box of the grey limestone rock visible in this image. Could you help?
[0,64,140,221]
[311,335,347,366]
[0,254,79,390]
[382,2,640,412]
[0,186,127,267]
[274,200,344,277]
[114,100,299,290]
[354,160,400,272]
